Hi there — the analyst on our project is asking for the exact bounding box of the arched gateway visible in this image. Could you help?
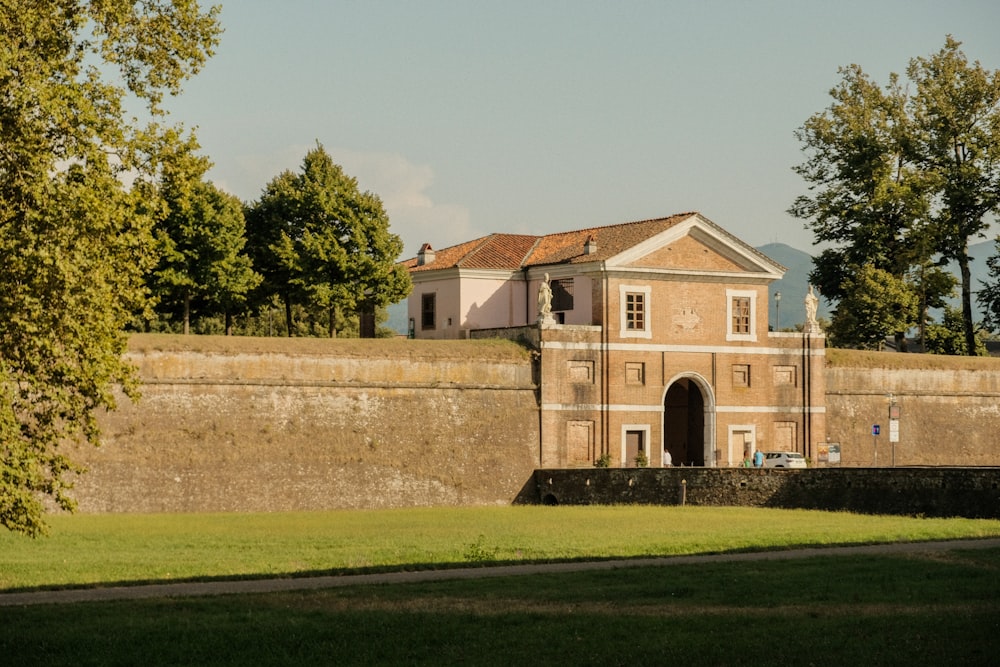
[663,373,716,467]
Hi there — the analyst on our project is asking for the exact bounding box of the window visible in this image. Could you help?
[551,278,574,312]
[421,293,436,330]
[726,289,757,341]
[619,285,652,339]
[626,292,645,330]
[732,297,750,334]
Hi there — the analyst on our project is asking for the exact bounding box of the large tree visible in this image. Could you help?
[246,145,411,337]
[790,64,928,298]
[791,37,1000,354]
[0,2,220,536]
[148,131,260,335]
[907,37,1000,356]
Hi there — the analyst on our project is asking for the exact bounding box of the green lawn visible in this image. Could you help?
[2,506,999,666]
[3,505,1000,591]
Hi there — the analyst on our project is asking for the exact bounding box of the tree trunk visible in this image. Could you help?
[328,305,336,338]
[183,293,190,335]
[225,311,233,336]
[959,248,976,355]
[283,294,293,337]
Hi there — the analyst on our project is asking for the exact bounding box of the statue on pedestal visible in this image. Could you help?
[537,273,554,324]
[804,284,820,333]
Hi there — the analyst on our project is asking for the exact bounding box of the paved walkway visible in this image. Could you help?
[3,537,999,607]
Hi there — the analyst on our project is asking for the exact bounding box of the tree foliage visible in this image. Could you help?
[976,236,1000,333]
[0,1,221,536]
[147,131,260,335]
[923,306,987,356]
[791,37,1000,354]
[908,37,1000,355]
[790,63,928,302]
[825,265,919,350]
[246,144,411,337]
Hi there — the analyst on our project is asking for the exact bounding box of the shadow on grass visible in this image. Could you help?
[8,537,999,595]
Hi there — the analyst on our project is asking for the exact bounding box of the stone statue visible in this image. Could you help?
[537,273,553,323]
[804,284,820,333]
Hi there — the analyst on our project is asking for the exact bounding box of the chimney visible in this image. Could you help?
[584,234,597,255]
[417,243,435,266]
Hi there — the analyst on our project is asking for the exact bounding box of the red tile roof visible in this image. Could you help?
[404,213,699,272]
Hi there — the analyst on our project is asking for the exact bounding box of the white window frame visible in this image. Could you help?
[619,285,652,339]
[726,289,757,342]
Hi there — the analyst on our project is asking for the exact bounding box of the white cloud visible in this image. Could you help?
[333,149,477,258]
[210,145,476,260]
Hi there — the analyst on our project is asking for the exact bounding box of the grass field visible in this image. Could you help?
[2,506,999,666]
[4,506,1000,591]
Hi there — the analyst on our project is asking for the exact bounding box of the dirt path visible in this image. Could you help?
[3,537,999,607]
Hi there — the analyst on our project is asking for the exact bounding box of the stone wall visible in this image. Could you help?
[824,365,1000,466]
[69,336,540,513]
[64,338,1000,514]
[532,467,1000,518]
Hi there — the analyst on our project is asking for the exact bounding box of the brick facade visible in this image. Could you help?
[407,213,827,469]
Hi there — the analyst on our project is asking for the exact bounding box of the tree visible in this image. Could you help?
[826,265,919,350]
[245,145,411,337]
[923,306,987,355]
[148,132,260,335]
[791,37,1000,354]
[908,37,1000,356]
[0,2,221,536]
[790,64,929,302]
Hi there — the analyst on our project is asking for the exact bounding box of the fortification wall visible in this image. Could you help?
[824,365,1000,466]
[70,336,540,513]
[66,338,1000,514]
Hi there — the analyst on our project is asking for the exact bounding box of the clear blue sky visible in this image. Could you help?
[163,1,1000,258]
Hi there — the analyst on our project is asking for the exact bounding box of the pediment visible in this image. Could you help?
[610,214,785,279]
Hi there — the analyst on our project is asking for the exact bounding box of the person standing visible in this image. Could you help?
[662,447,672,467]
[753,449,764,468]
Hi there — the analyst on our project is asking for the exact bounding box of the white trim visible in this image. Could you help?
[619,285,652,339]
[621,423,652,468]
[540,340,826,356]
[717,405,827,414]
[542,403,826,414]
[542,403,663,412]
[726,289,757,342]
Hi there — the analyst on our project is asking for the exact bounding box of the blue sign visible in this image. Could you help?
[872,424,880,436]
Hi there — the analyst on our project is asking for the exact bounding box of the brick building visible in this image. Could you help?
[402,212,826,468]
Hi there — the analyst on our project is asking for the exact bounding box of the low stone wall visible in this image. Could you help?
[530,467,1000,519]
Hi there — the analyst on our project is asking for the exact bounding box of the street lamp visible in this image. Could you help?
[774,291,781,331]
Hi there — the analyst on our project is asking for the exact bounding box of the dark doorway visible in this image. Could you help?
[664,378,705,466]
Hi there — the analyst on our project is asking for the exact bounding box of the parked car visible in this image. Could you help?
[763,451,807,468]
